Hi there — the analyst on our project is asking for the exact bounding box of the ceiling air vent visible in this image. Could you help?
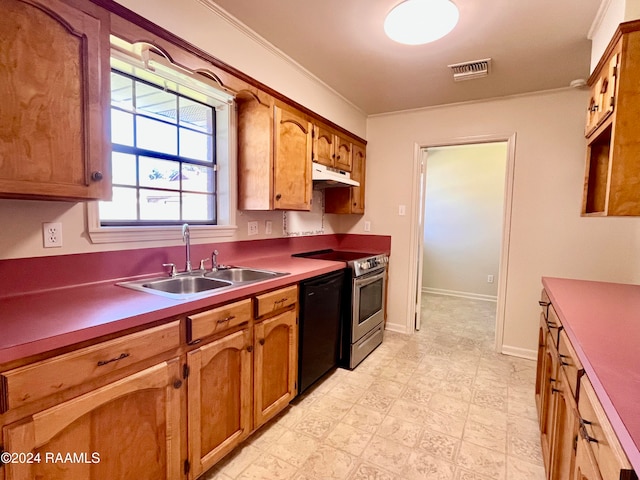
[448,58,492,82]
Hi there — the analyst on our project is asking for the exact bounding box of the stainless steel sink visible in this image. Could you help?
[141,276,233,294]
[205,267,286,283]
[118,267,288,300]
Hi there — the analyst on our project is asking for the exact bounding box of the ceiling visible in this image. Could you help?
[208,0,602,115]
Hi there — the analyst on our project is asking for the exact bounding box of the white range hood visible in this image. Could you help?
[312,162,360,189]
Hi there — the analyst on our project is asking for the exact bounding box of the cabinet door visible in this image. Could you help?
[237,94,274,210]
[573,435,604,480]
[351,143,366,214]
[2,360,182,480]
[313,124,335,168]
[273,106,312,211]
[541,331,560,471]
[334,134,353,172]
[254,310,298,427]
[549,370,579,480]
[535,313,548,420]
[187,328,252,479]
[0,0,110,200]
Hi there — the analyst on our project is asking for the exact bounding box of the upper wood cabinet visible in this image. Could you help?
[325,141,366,214]
[274,106,313,210]
[0,0,111,201]
[237,94,312,211]
[582,20,640,216]
[312,125,352,172]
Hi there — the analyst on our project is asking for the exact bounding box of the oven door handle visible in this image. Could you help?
[354,268,386,287]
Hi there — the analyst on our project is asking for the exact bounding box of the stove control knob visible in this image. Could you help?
[360,261,369,270]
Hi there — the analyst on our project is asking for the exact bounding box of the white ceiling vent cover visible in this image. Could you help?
[448,58,492,81]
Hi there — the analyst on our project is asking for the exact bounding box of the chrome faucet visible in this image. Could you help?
[182,223,192,273]
[211,249,219,271]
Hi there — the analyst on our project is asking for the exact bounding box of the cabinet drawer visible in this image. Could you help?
[539,289,551,320]
[1,321,180,412]
[255,285,298,319]
[558,329,584,399]
[546,305,563,347]
[187,299,252,342]
[578,376,634,480]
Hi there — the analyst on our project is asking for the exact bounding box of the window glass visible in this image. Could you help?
[100,70,217,226]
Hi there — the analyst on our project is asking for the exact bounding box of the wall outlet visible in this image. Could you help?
[487,274,495,283]
[43,222,63,248]
[364,220,371,232]
[265,220,273,235]
[248,221,259,236]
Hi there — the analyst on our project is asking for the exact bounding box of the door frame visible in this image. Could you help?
[407,133,517,353]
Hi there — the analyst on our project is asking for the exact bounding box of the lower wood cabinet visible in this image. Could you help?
[187,328,252,479]
[536,289,637,480]
[2,359,183,479]
[254,309,298,428]
[0,285,300,480]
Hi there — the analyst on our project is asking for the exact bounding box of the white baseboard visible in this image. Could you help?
[384,322,409,334]
[501,345,537,361]
[422,287,497,303]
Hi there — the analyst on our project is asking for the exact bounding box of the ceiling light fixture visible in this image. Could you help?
[384,0,459,45]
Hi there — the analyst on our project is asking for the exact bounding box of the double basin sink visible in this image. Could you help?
[119,267,288,300]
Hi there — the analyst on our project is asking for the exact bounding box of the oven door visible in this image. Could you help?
[352,268,386,341]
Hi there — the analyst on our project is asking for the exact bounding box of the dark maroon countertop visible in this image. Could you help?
[0,234,391,365]
[542,277,640,474]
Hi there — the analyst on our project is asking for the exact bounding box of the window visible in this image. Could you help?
[104,70,216,226]
[88,37,237,243]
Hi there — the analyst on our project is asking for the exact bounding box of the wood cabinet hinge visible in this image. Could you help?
[184,459,190,475]
[183,364,190,379]
[0,445,5,466]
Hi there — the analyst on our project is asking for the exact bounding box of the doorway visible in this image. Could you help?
[409,135,515,353]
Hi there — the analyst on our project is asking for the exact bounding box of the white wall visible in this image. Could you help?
[358,88,640,356]
[422,143,507,299]
[0,0,365,260]
[590,0,640,71]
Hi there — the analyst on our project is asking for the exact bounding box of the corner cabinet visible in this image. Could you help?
[325,141,366,214]
[237,93,312,211]
[582,20,640,216]
[0,0,111,201]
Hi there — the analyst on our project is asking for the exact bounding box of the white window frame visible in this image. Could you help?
[88,37,238,244]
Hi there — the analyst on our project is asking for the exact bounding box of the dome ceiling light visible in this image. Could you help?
[384,0,460,45]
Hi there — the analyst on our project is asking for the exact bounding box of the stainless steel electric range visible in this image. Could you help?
[294,249,389,369]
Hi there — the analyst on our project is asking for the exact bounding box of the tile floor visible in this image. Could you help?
[204,293,546,480]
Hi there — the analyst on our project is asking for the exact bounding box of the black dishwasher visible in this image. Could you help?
[298,270,345,395]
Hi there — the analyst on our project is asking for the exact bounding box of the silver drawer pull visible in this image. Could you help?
[97,352,130,367]
[217,315,235,324]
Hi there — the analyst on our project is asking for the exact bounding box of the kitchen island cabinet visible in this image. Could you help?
[537,278,640,480]
[0,0,111,201]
